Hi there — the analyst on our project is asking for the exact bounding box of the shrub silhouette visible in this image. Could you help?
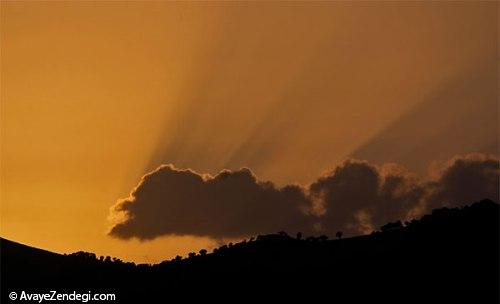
[380,220,403,232]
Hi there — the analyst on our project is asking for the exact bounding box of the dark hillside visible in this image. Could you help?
[2,199,498,303]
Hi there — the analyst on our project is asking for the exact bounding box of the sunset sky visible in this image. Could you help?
[1,1,498,263]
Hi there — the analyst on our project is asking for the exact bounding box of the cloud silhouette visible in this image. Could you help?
[420,153,500,212]
[310,160,426,235]
[109,165,314,240]
[109,154,499,240]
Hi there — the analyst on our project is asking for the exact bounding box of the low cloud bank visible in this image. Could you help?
[109,153,499,240]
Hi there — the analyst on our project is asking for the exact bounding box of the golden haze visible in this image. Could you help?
[1,2,497,262]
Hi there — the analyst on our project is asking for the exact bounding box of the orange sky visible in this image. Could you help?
[1,1,497,263]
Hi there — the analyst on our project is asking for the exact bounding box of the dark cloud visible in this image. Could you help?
[310,160,426,235]
[109,165,313,240]
[421,153,500,212]
[109,154,499,240]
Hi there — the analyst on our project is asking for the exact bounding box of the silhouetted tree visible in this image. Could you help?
[278,231,289,238]
[296,232,303,240]
[199,249,207,256]
[381,221,403,232]
[336,231,343,239]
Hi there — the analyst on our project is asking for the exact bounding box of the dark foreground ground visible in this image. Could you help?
[2,199,499,303]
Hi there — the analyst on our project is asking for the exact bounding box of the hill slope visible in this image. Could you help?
[2,199,499,302]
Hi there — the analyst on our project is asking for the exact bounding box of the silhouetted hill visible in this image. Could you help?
[2,199,499,303]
